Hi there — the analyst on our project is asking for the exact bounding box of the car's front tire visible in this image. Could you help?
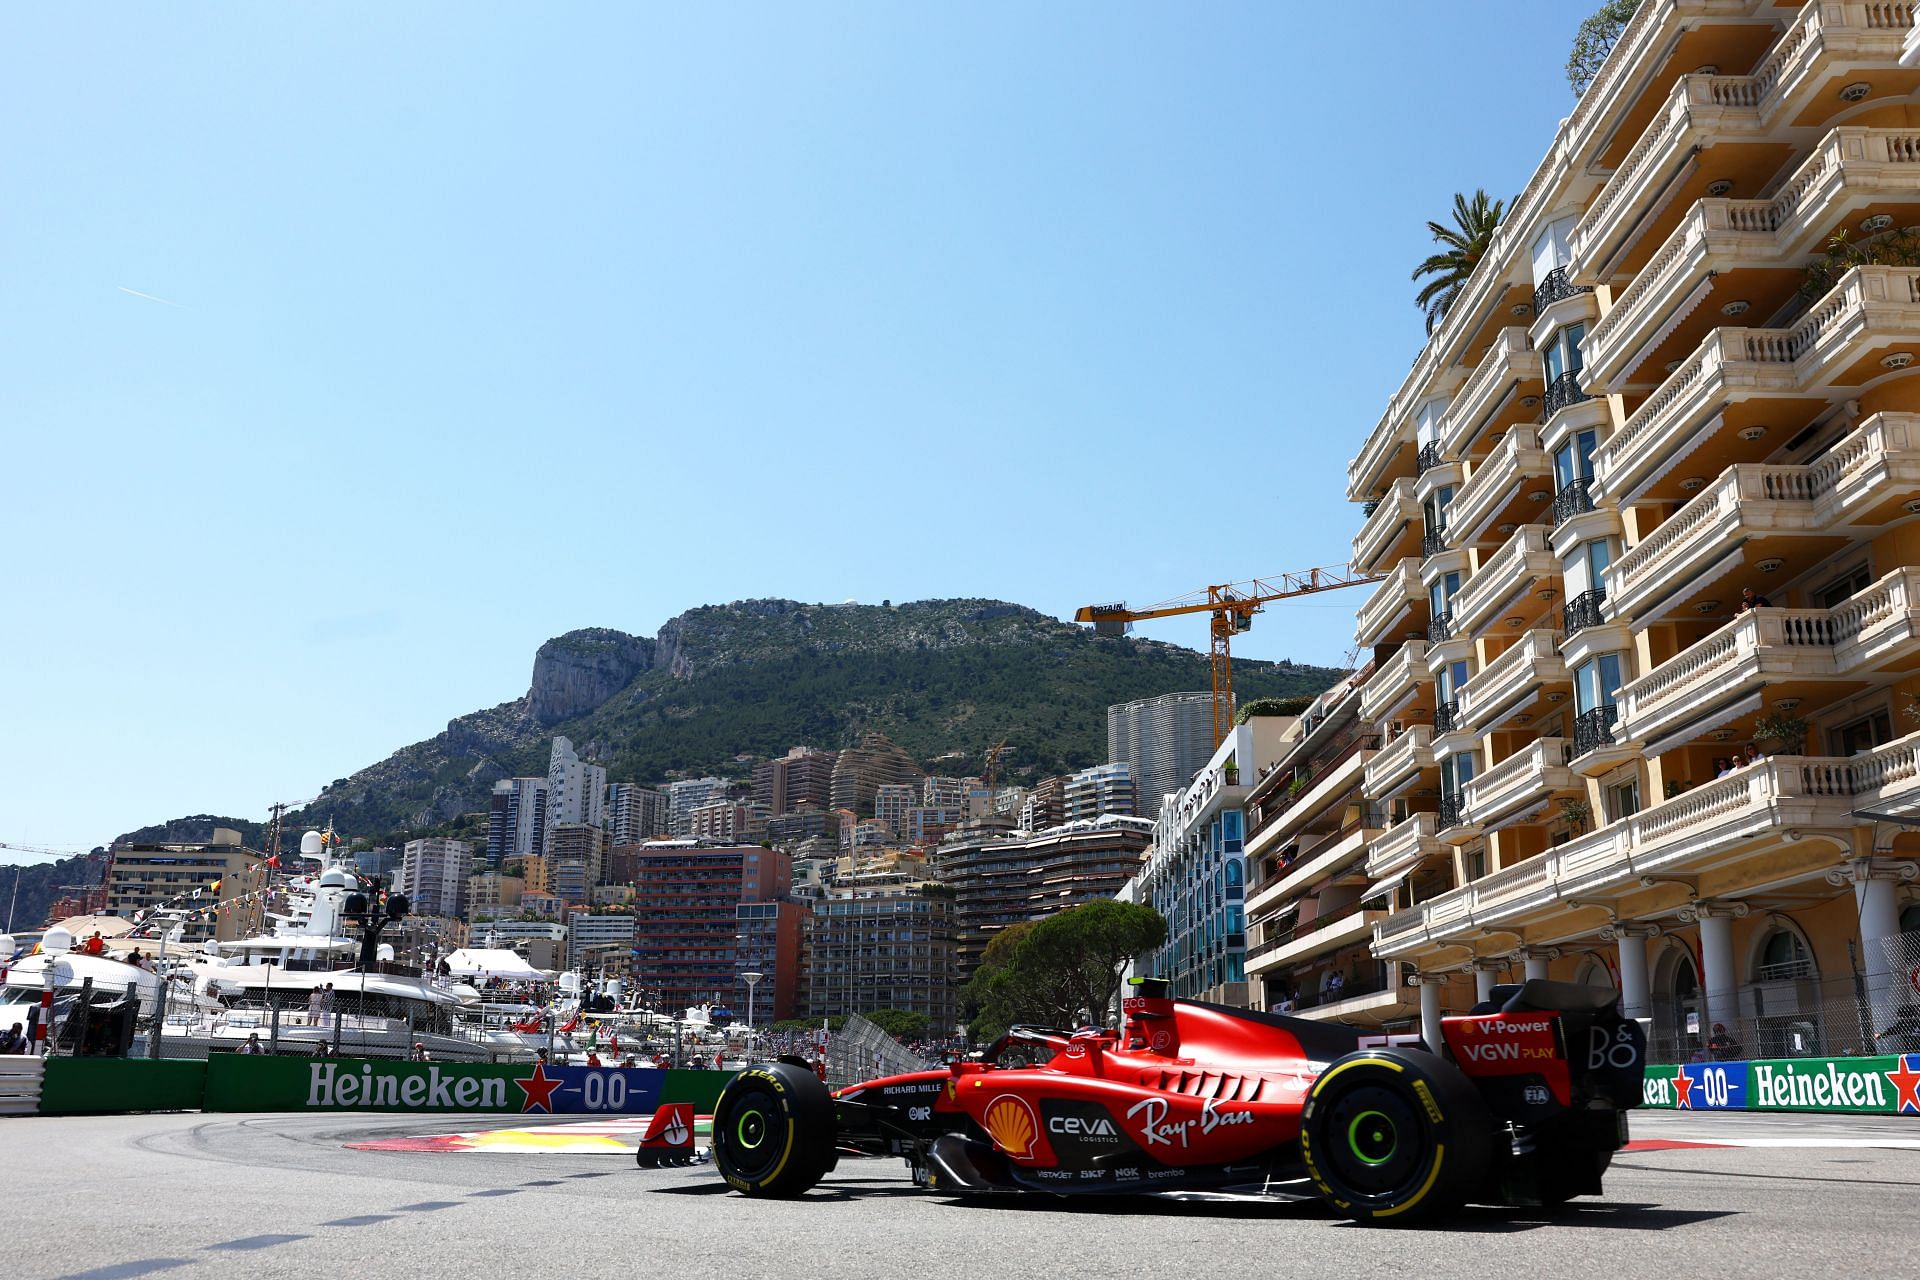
[712,1063,836,1197]
[1301,1048,1493,1224]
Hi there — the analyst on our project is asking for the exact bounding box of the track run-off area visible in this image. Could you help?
[12,1109,1918,1280]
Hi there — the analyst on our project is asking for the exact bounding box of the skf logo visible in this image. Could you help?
[984,1095,1040,1159]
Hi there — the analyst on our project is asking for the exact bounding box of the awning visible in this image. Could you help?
[1641,689,1763,759]
[1361,868,1412,904]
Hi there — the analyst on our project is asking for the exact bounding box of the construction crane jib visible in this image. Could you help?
[1074,564,1380,747]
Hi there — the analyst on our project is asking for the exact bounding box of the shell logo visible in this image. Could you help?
[984,1095,1040,1159]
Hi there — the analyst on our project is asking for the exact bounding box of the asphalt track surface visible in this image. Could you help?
[12,1110,1920,1280]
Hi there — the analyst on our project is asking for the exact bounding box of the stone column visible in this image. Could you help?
[1472,963,1499,1005]
[1602,924,1660,1022]
[1691,903,1746,1036]
[1418,976,1444,1053]
[1828,857,1920,1048]
[1517,947,1560,983]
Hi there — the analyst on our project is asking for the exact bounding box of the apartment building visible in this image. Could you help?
[627,843,793,1017]
[468,918,566,971]
[1064,762,1137,821]
[546,736,606,832]
[1240,674,1410,1025]
[486,776,548,866]
[667,777,731,837]
[805,886,957,1030]
[1345,0,1920,1060]
[735,899,806,1022]
[546,823,608,900]
[1131,717,1293,1004]
[753,747,837,815]
[1021,776,1067,831]
[688,799,771,844]
[829,732,924,815]
[872,783,918,834]
[608,783,669,845]
[104,830,264,945]
[398,837,473,920]
[937,813,1153,978]
[567,910,636,976]
[1108,692,1216,816]
[765,807,843,848]
[466,872,525,921]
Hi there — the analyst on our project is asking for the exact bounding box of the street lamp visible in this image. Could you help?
[741,971,764,1039]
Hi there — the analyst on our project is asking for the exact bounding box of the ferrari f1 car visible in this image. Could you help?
[710,977,1646,1222]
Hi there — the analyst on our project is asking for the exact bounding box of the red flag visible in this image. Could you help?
[511,1015,544,1033]
[609,1034,620,1056]
[558,1011,581,1034]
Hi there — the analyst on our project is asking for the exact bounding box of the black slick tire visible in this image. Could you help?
[1300,1047,1493,1224]
[713,1062,837,1197]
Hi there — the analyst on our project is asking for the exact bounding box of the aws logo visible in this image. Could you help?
[984,1095,1041,1159]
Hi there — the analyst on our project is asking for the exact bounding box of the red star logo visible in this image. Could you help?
[1886,1054,1920,1115]
[1672,1064,1694,1109]
[514,1063,563,1113]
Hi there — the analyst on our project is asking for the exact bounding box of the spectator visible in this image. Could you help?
[0,1022,25,1054]
[1325,971,1346,1001]
[306,986,324,1025]
[83,931,105,956]
[1744,743,1762,765]
[239,1033,265,1056]
[1713,756,1735,777]
[409,1042,431,1062]
[1739,586,1771,611]
[1707,1022,1742,1061]
[1271,990,1296,1015]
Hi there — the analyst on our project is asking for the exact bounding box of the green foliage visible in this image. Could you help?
[1567,0,1642,97]
[1752,713,1808,746]
[1802,227,1920,301]
[772,1016,847,1034]
[964,900,1167,1042]
[1412,190,1505,334]
[3,852,104,933]
[1237,695,1315,723]
[863,1009,933,1041]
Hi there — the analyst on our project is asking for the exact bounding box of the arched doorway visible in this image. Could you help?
[1650,945,1701,1061]
[1750,921,1822,1057]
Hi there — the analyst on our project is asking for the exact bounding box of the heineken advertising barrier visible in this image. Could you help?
[1640,1052,1920,1114]
[203,1055,731,1116]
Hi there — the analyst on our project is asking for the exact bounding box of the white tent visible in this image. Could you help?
[444,948,548,980]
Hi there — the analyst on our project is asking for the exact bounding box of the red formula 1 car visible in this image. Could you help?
[710,977,1646,1222]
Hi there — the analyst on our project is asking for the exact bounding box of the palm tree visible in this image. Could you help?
[1412,189,1505,334]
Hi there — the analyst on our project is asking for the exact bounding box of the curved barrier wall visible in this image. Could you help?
[1641,1053,1920,1114]
[34,1055,732,1117]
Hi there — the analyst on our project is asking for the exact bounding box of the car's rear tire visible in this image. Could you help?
[1301,1048,1493,1224]
[713,1063,836,1197]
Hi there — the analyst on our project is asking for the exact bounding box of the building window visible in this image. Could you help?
[1755,928,1814,982]
[1574,653,1625,713]
[1814,561,1872,609]
[1604,775,1640,822]
[1828,709,1894,757]
[1428,571,1461,619]
[1542,323,1587,386]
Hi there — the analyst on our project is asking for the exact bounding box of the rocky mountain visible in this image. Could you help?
[125,598,1346,847]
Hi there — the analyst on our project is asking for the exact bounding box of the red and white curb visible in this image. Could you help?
[349,1113,713,1154]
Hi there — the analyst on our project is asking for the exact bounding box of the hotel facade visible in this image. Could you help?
[1294,0,1920,1062]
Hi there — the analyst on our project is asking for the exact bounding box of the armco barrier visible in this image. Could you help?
[39,1058,207,1115]
[203,1054,731,1116]
[0,1057,45,1116]
[1641,1052,1920,1114]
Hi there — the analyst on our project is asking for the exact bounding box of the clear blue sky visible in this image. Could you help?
[1,3,1585,855]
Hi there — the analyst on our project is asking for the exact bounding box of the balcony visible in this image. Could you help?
[1446,425,1553,546]
[1246,810,1382,919]
[1416,442,1442,475]
[1438,328,1543,458]
[1247,907,1387,973]
[1617,569,1920,747]
[1532,266,1594,318]
[1455,629,1570,735]
[1543,369,1591,420]
[1365,812,1447,880]
[1573,705,1621,758]
[1349,406,1416,505]
[1605,414,1920,621]
[1583,129,1920,388]
[1375,747,1888,957]
[1449,524,1557,638]
[1550,476,1595,526]
[1563,588,1608,637]
[1245,736,1380,864]
[1353,477,1421,573]
[1421,527,1449,560]
[1433,699,1462,737]
[1359,641,1429,724]
[1461,737,1576,831]
[1428,611,1455,644]
[1594,268,1920,504]
[1356,557,1426,649]
[1365,725,1436,801]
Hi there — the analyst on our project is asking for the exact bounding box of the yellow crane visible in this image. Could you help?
[1076,564,1382,747]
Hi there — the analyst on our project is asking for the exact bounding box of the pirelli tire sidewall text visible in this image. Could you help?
[1300,1048,1494,1224]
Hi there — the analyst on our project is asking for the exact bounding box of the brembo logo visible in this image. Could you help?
[984,1095,1040,1159]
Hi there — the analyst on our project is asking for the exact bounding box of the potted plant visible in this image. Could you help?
[1559,797,1592,833]
[1222,760,1240,786]
[1752,712,1808,755]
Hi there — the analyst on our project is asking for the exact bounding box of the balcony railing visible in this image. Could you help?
[1572,704,1619,757]
[1563,588,1607,637]
[1416,442,1441,475]
[1543,369,1590,419]
[1434,700,1461,735]
[1437,793,1467,831]
[1551,476,1594,526]
[1427,611,1454,644]
[1422,527,1448,559]
[1532,265,1594,317]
